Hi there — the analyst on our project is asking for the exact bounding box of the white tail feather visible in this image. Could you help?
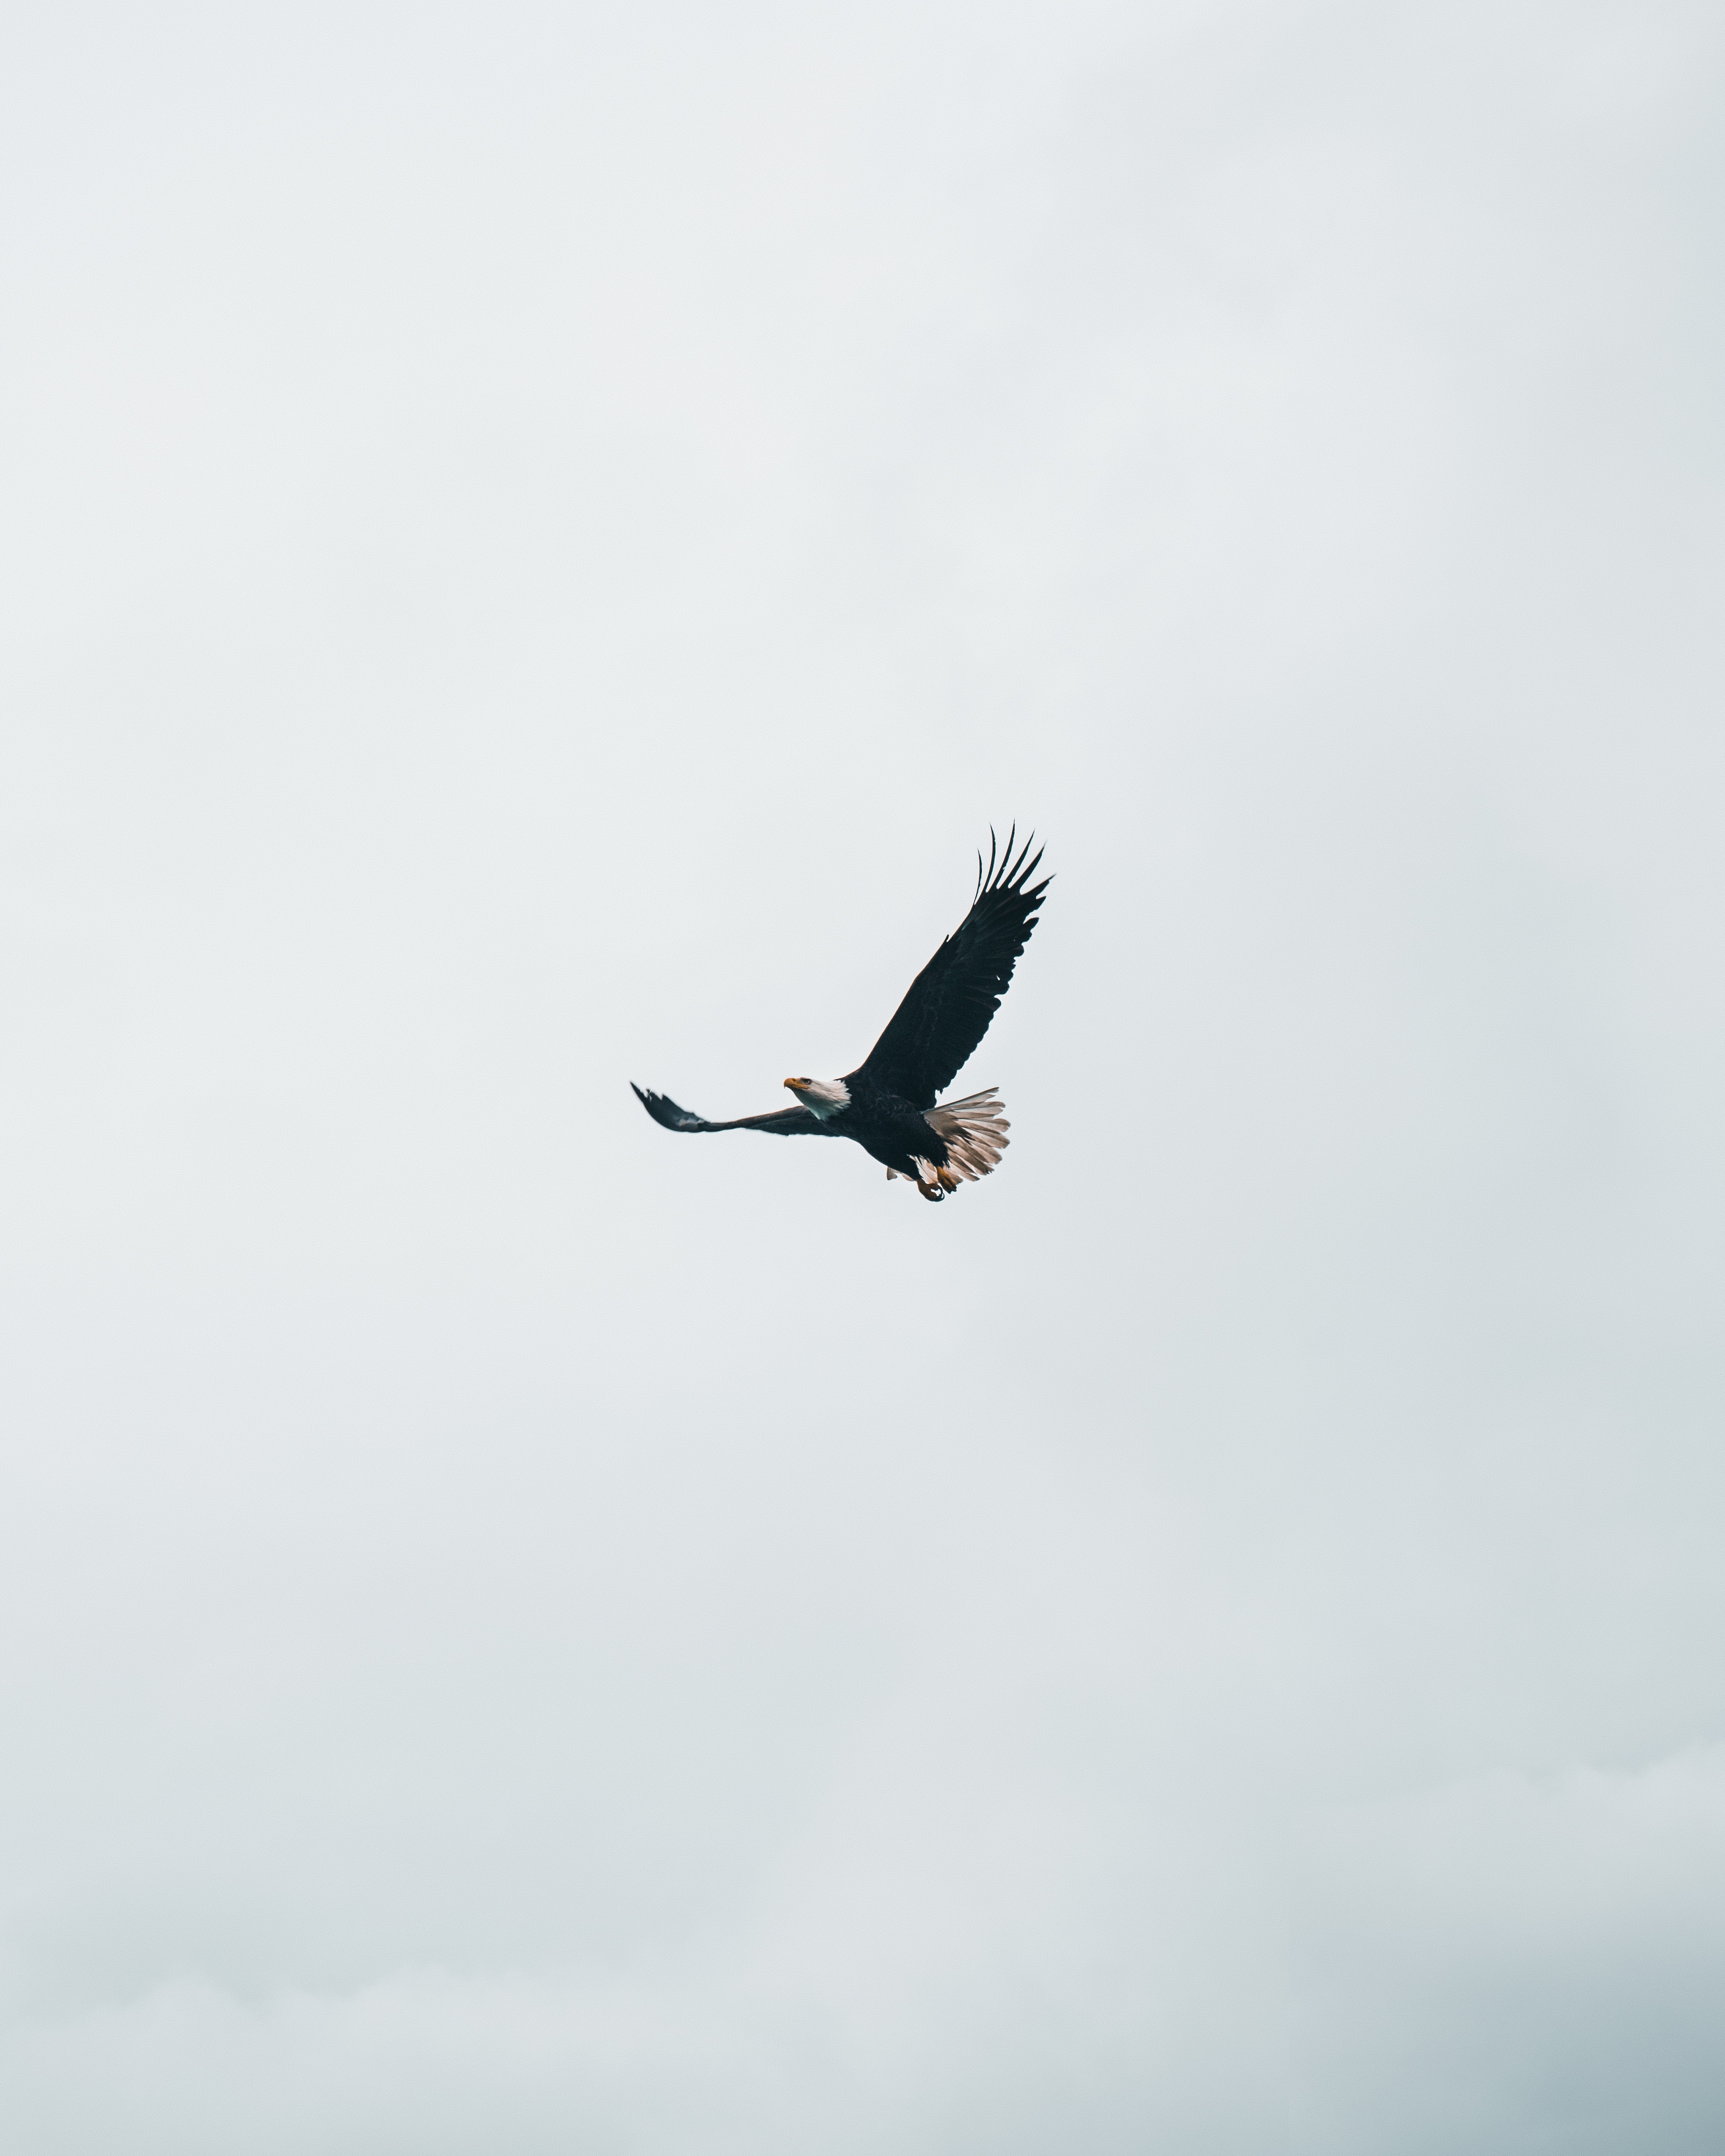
[923,1088,1011,1182]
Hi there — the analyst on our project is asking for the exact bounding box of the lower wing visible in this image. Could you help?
[631,1084,829,1136]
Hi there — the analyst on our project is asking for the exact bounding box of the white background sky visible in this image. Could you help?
[3,2,1723,2149]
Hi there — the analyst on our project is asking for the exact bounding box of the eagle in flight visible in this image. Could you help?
[633,830,1050,1203]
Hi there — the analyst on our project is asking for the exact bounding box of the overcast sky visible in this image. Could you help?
[3,2,1723,2150]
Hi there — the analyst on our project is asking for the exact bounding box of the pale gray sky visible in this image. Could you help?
[2,3,1723,2150]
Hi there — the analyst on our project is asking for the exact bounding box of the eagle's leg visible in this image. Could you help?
[917,1176,945,1202]
[935,1164,960,1193]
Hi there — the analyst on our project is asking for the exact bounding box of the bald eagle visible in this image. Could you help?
[632,830,1050,1203]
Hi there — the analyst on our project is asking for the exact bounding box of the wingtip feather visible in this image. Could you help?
[976,823,1045,898]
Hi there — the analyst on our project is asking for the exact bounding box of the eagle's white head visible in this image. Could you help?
[784,1075,851,1121]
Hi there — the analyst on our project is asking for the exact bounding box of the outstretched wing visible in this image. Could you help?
[631,1084,829,1136]
[854,828,1050,1109]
